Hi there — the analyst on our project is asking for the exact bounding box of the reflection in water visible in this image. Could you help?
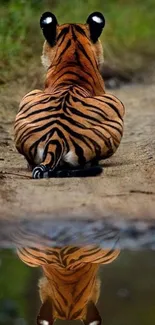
[1,248,155,325]
[13,230,120,325]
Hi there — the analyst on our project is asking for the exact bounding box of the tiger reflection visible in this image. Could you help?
[15,235,120,325]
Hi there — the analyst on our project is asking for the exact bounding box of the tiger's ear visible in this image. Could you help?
[40,12,58,46]
[83,300,102,325]
[37,298,54,325]
[86,12,105,43]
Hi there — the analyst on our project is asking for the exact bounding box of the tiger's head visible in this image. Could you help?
[40,12,105,72]
[37,272,102,325]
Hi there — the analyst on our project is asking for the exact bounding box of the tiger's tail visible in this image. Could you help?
[32,164,103,179]
[32,137,103,179]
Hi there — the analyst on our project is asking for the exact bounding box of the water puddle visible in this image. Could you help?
[0,220,155,325]
[0,218,155,249]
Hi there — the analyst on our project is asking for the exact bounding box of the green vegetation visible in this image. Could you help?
[0,0,155,82]
[0,249,32,321]
[0,249,40,324]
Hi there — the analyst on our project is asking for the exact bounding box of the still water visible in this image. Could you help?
[0,220,155,325]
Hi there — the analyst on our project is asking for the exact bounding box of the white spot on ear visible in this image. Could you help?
[89,321,100,325]
[40,320,49,325]
[43,17,52,24]
[92,16,103,24]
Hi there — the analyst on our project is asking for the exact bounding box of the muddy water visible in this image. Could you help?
[0,223,155,325]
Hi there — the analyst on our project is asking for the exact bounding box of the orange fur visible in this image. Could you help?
[14,17,125,178]
[16,244,120,322]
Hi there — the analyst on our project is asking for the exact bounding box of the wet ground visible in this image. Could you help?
[0,77,155,221]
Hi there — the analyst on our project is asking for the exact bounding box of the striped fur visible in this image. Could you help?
[15,232,120,323]
[14,13,125,178]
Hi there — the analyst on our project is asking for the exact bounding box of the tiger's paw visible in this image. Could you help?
[32,165,49,179]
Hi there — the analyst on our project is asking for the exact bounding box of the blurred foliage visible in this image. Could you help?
[0,0,155,82]
[99,250,155,325]
[0,249,39,324]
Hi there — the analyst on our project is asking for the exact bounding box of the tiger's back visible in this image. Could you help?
[14,12,125,178]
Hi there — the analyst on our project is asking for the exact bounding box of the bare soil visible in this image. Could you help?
[0,78,155,221]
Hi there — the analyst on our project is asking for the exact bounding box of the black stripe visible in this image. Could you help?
[64,246,80,255]
[104,94,122,104]
[71,138,86,165]
[28,113,63,124]
[77,41,93,64]
[74,24,87,37]
[74,49,83,67]
[69,247,102,264]
[57,26,70,43]
[71,95,109,117]
[74,279,92,304]
[17,104,62,122]
[43,139,63,167]
[71,308,83,319]
[70,94,123,128]
[52,301,66,317]
[18,96,60,114]
[67,102,107,124]
[19,119,91,143]
[55,287,68,306]
[106,102,123,121]
[59,39,72,58]
[88,120,123,136]
[18,247,59,262]
[53,70,92,87]
[17,248,50,264]
[95,97,123,121]
[28,128,69,162]
[71,26,77,41]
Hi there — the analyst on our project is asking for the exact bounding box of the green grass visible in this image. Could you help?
[0,0,155,82]
[0,249,33,319]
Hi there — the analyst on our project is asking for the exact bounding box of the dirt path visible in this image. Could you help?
[0,79,155,221]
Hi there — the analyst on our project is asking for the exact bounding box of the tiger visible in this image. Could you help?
[14,11,125,179]
[14,231,120,325]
